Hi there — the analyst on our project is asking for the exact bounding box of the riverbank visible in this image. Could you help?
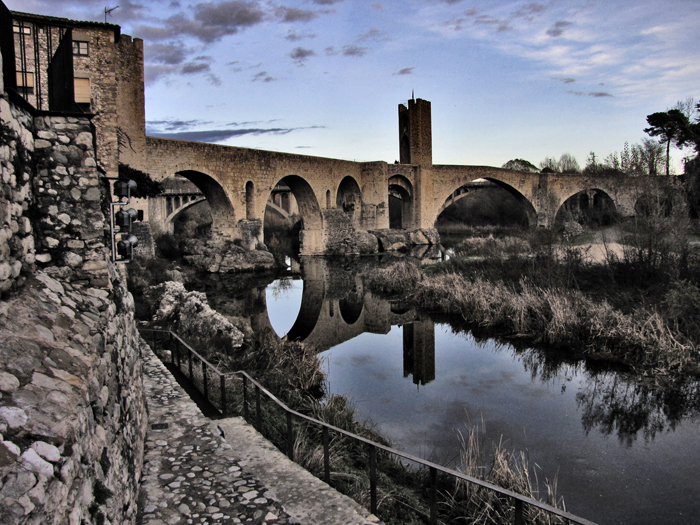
[364,222,700,379]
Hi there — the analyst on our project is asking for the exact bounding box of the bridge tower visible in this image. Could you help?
[398,96,432,167]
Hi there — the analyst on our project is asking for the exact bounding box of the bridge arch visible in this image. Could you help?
[267,175,324,255]
[336,176,363,228]
[165,197,208,234]
[555,188,618,226]
[176,170,237,237]
[389,175,414,229]
[434,177,537,228]
[483,178,538,227]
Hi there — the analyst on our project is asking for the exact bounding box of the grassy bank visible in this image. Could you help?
[363,219,700,378]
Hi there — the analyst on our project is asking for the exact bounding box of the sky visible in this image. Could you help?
[8,0,700,172]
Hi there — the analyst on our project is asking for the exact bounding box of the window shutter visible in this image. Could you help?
[74,78,90,103]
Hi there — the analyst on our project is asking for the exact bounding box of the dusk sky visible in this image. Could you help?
[8,0,700,172]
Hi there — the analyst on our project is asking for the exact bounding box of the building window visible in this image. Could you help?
[73,41,89,56]
[16,72,34,96]
[74,77,91,111]
[13,24,31,35]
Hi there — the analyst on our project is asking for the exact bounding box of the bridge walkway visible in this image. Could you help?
[137,341,381,525]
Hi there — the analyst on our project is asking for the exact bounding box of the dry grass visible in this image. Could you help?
[440,416,566,525]
[412,272,697,375]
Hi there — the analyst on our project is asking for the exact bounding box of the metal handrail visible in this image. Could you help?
[140,328,598,525]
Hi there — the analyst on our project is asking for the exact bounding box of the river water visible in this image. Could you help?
[200,256,700,525]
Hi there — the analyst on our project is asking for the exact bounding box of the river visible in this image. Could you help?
[198,256,700,525]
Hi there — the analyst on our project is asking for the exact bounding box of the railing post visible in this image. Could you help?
[369,444,377,515]
[175,337,181,369]
[152,330,157,352]
[243,375,249,420]
[323,426,330,484]
[220,374,227,417]
[514,498,524,525]
[286,412,294,460]
[169,332,174,364]
[255,384,261,429]
[188,346,193,379]
[202,358,208,400]
[430,466,437,525]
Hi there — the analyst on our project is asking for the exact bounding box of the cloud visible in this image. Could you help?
[371,4,383,9]
[326,45,368,57]
[252,71,276,82]
[181,61,210,74]
[511,3,547,20]
[276,7,319,23]
[546,21,573,37]
[147,119,213,131]
[566,90,584,96]
[146,124,326,143]
[286,30,316,41]
[342,45,369,57]
[144,64,179,85]
[553,77,576,84]
[290,47,316,62]
[134,1,265,43]
[395,67,414,75]
[311,0,344,4]
[358,28,387,41]
[588,91,612,97]
[145,42,188,65]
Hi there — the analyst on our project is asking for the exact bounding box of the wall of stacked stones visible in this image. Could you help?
[1,50,148,524]
[0,85,36,296]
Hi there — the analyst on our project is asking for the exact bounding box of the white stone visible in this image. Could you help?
[0,406,27,428]
[0,262,10,280]
[2,440,20,457]
[36,253,52,263]
[45,237,59,248]
[64,252,83,267]
[57,213,71,225]
[0,371,20,393]
[35,272,65,294]
[19,448,54,477]
[31,441,61,463]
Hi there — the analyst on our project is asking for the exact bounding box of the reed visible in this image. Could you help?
[411,271,697,375]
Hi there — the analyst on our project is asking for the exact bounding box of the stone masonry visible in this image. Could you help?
[1,44,148,524]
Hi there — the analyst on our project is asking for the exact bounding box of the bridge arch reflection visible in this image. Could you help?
[252,258,436,385]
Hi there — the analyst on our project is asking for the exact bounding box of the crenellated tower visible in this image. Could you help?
[398,95,432,167]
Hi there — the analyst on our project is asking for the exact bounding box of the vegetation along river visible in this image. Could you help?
[198,257,700,525]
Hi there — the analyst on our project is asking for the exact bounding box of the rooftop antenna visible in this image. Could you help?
[412,89,415,101]
[105,5,119,23]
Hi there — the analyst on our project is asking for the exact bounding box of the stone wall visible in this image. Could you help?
[0,79,36,296]
[0,48,148,524]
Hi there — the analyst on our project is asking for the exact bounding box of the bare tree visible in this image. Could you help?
[539,156,560,172]
[559,153,581,173]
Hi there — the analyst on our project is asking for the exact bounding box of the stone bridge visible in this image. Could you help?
[138,98,669,255]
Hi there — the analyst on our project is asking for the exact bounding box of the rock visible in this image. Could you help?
[151,281,244,349]
[0,406,28,429]
[31,441,61,463]
[0,371,20,393]
[0,440,20,466]
[19,448,54,477]
[0,471,36,499]
[180,239,276,274]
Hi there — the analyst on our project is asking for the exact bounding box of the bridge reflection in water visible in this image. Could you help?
[259,257,437,387]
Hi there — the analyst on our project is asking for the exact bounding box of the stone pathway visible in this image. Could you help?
[138,342,380,525]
